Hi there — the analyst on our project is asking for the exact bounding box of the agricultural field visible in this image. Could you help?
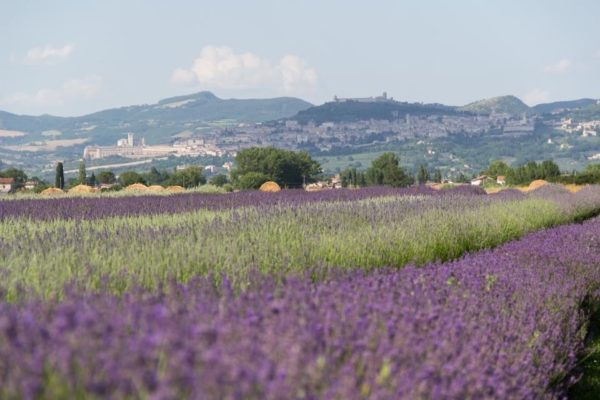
[1,184,600,398]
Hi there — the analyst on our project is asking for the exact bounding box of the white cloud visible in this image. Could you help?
[543,58,572,74]
[0,76,101,109]
[23,44,74,65]
[171,46,318,94]
[278,55,318,93]
[522,88,550,106]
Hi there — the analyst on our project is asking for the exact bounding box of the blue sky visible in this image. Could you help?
[1,0,599,116]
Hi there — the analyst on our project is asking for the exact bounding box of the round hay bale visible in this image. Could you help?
[148,185,166,192]
[304,183,322,192]
[259,181,281,192]
[166,185,185,193]
[125,183,149,191]
[68,184,96,194]
[526,179,548,192]
[484,187,503,194]
[40,187,64,196]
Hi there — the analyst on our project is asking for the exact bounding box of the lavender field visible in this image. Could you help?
[2,185,600,398]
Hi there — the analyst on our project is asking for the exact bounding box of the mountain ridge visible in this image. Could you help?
[0,91,313,145]
[457,95,530,115]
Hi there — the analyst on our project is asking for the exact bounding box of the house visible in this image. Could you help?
[24,180,37,190]
[496,176,506,185]
[0,177,15,194]
[330,174,342,189]
[470,175,490,186]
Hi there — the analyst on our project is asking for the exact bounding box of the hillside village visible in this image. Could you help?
[82,94,537,159]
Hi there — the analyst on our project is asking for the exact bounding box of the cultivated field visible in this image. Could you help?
[1,184,600,398]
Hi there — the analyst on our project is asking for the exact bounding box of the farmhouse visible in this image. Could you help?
[496,175,506,185]
[0,177,15,194]
[24,180,37,190]
[470,175,491,186]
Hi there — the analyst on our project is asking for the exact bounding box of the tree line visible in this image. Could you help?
[3,148,600,194]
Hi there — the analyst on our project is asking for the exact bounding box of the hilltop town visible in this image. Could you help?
[82,93,537,159]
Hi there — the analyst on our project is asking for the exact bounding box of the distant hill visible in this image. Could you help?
[532,98,597,114]
[568,102,600,120]
[458,95,530,116]
[290,100,467,125]
[82,91,312,124]
[0,91,312,145]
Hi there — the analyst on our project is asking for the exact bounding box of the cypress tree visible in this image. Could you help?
[417,164,430,184]
[55,162,64,189]
[78,161,86,185]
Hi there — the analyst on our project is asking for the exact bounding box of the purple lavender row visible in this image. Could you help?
[2,216,600,399]
[0,185,485,221]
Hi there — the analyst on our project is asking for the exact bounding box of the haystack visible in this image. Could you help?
[259,181,281,192]
[527,179,548,192]
[166,185,185,193]
[148,185,166,192]
[68,184,96,194]
[485,187,503,194]
[304,183,322,192]
[125,183,149,191]
[40,187,64,196]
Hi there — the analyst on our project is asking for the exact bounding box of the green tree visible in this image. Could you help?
[97,171,116,184]
[88,172,97,187]
[341,167,361,187]
[209,174,229,187]
[0,167,27,189]
[540,160,560,179]
[576,163,600,184]
[340,168,356,187]
[365,152,413,187]
[119,171,145,186]
[55,162,64,189]
[167,166,206,188]
[143,167,170,185]
[506,159,561,185]
[416,164,430,184]
[236,171,270,190]
[78,161,86,185]
[232,147,321,188]
[456,172,469,183]
[484,160,511,178]
[433,169,443,183]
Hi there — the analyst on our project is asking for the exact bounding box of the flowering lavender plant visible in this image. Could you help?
[1,217,600,398]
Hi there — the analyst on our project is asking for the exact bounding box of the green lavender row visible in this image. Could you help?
[2,186,599,300]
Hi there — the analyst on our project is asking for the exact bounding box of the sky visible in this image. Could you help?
[1,0,599,116]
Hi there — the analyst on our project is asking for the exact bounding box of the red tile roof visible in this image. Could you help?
[0,177,15,184]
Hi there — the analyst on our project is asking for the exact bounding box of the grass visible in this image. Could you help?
[0,194,574,300]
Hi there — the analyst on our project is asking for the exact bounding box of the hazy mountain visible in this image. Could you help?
[0,91,313,145]
[290,100,467,125]
[458,95,530,116]
[81,91,312,124]
[532,98,597,114]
